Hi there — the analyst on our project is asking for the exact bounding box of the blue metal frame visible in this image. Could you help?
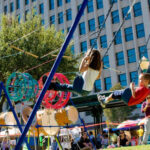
[0,82,31,150]
[15,0,88,149]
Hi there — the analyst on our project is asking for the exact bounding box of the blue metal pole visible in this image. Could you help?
[1,82,31,150]
[15,0,88,149]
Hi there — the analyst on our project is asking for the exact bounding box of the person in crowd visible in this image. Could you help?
[141,94,150,144]
[98,73,150,108]
[96,130,103,149]
[78,132,92,150]
[89,131,96,146]
[101,132,108,148]
[42,49,103,96]
[137,125,144,145]
[109,128,118,146]
[117,130,130,147]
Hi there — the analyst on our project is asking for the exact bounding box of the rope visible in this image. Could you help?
[91,0,115,51]
[103,0,137,58]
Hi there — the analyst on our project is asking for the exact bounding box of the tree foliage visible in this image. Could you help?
[0,14,78,83]
[0,14,79,111]
[103,83,135,125]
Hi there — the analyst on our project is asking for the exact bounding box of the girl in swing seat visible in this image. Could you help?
[42,49,103,96]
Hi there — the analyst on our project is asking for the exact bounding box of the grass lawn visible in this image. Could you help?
[103,145,150,150]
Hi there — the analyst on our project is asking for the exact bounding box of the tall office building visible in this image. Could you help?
[0,0,150,92]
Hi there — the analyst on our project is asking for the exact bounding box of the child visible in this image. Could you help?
[42,49,102,96]
[98,73,150,108]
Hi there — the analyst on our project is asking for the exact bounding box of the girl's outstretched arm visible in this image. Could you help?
[130,82,135,98]
[79,56,90,73]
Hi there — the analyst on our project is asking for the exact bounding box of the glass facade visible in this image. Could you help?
[88,18,95,32]
[103,55,110,69]
[90,38,97,49]
[104,77,112,90]
[58,12,63,24]
[133,2,142,17]
[114,30,122,45]
[127,48,136,63]
[122,6,131,20]
[81,41,87,53]
[87,0,94,13]
[119,74,127,87]
[79,22,86,35]
[116,51,125,66]
[98,15,105,28]
[136,23,145,38]
[66,9,72,21]
[139,45,148,59]
[96,0,103,9]
[130,71,138,85]
[111,10,120,24]
[100,35,107,48]
[124,27,133,42]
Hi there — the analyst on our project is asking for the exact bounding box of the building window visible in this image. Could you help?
[25,9,29,20]
[77,4,84,16]
[71,45,74,54]
[33,6,37,16]
[25,0,29,5]
[66,0,71,3]
[10,2,14,13]
[50,15,55,25]
[87,0,94,13]
[95,79,101,92]
[49,0,54,10]
[110,0,117,4]
[96,0,103,9]
[39,3,44,14]
[58,12,63,24]
[79,22,86,35]
[122,6,131,20]
[66,9,72,21]
[67,27,70,33]
[16,0,20,9]
[41,19,45,25]
[4,5,7,14]
[17,14,21,23]
[124,27,133,42]
[133,2,142,17]
[103,55,110,69]
[104,77,112,90]
[57,0,62,7]
[116,51,124,66]
[130,71,138,85]
[100,35,107,48]
[113,30,122,45]
[127,48,136,63]
[80,41,87,53]
[90,38,97,49]
[98,15,105,28]
[88,18,95,32]
[139,45,148,59]
[136,23,145,38]
[119,74,127,87]
[111,10,120,24]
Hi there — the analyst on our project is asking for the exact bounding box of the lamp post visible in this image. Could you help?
[140,56,150,73]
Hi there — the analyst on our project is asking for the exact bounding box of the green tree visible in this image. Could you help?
[103,83,135,126]
[0,14,78,110]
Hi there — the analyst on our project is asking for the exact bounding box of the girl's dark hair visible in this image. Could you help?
[142,73,150,84]
[89,49,101,70]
